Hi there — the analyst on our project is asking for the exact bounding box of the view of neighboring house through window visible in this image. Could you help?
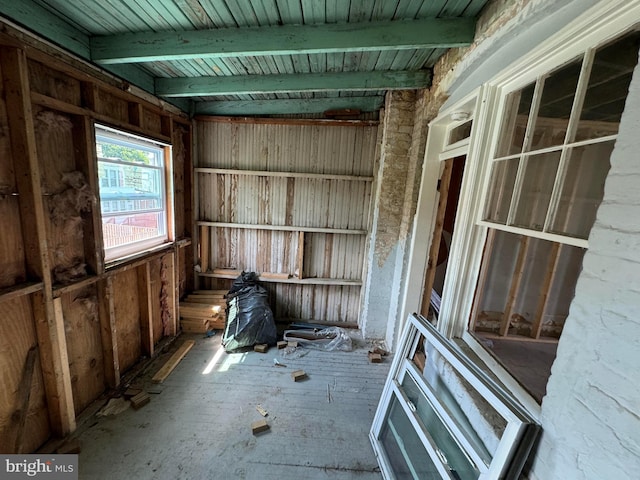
[95,125,170,262]
[468,29,640,402]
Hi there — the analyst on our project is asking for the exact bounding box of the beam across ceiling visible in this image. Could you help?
[91,18,475,64]
[194,96,385,116]
[155,70,431,97]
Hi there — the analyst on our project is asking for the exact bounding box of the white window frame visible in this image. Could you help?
[402,0,640,417]
[370,314,539,479]
[95,124,174,264]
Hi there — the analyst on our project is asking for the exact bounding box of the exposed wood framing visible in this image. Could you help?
[13,346,38,453]
[199,225,210,273]
[531,243,563,339]
[0,27,192,452]
[137,263,154,358]
[91,18,475,64]
[296,232,305,280]
[468,229,497,331]
[2,46,76,437]
[500,236,531,337]
[156,70,431,97]
[195,97,384,116]
[97,277,120,388]
[420,159,453,316]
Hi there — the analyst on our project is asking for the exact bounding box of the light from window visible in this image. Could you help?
[96,125,170,262]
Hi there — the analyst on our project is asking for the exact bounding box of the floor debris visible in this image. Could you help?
[256,405,268,417]
[251,419,270,435]
[131,392,150,410]
[291,369,308,382]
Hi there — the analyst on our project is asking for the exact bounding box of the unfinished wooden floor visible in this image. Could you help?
[72,333,389,479]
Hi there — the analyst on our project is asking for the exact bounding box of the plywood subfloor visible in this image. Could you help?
[477,333,558,403]
[75,333,389,479]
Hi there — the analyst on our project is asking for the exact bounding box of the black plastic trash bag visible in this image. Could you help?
[222,272,277,352]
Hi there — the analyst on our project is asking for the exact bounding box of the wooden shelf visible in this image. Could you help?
[197,221,366,235]
[0,282,44,302]
[195,167,373,182]
[197,271,362,286]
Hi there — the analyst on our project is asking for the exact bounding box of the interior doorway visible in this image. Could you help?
[420,155,466,320]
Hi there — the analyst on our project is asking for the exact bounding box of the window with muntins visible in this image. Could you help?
[95,125,170,262]
[482,30,640,244]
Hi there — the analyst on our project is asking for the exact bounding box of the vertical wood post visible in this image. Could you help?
[2,46,76,436]
[500,236,530,336]
[531,243,562,339]
[98,276,120,388]
[137,263,154,357]
[200,225,210,273]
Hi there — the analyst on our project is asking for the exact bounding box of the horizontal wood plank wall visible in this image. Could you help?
[195,117,377,324]
[0,23,192,452]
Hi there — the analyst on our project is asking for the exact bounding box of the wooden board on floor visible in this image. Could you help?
[152,340,195,384]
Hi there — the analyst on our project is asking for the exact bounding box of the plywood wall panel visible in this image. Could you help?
[0,296,51,454]
[28,60,81,107]
[61,286,104,414]
[112,269,141,372]
[0,197,26,288]
[149,257,163,345]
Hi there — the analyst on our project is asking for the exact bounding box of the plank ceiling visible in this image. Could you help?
[1,0,489,114]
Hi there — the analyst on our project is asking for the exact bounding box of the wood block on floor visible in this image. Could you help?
[254,344,268,353]
[251,419,270,435]
[291,369,307,382]
[123,388,142,398]
[368,352,383,363]
[287,341,298,348]
[277,341,287,349]
[130,391,150,410]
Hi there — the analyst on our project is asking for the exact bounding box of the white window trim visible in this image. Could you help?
[402,0,640,417]
[95,124,174,265]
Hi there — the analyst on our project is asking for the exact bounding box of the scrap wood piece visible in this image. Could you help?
[152,340,195,384]
[277,340,287,349]
[130,391,150,410]
[291,369,307,382]
[256,405,268,417]
[13,346,38,454]
[368,352,383,363]
[254,344,268,353]
[251,419,270,435]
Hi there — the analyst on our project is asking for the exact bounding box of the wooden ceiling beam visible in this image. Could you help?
[156,70,431,97]
[91,18,475,64]
[194,96,385,116]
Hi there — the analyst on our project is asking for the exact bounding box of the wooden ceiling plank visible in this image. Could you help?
[90,17,476,64]
[156,69,431,97]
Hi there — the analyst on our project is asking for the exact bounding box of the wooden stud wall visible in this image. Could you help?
[0,25,192,453]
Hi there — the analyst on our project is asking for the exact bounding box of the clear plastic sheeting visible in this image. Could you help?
[222,272,277,352]
[283,327,353,352]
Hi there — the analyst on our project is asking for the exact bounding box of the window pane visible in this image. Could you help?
[496,83,535,157]
[576,30,640,142]
[402,373,481,480]
[484,159,519,224]
[529,58,582,151]
[379,395,441,479]
[550,141,613,238]
[448,119,473,145]
[513,151,561,231]
[96,126,168,261]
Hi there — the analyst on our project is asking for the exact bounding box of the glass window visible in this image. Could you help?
[96,125,170,262]
[484,30,640,243]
